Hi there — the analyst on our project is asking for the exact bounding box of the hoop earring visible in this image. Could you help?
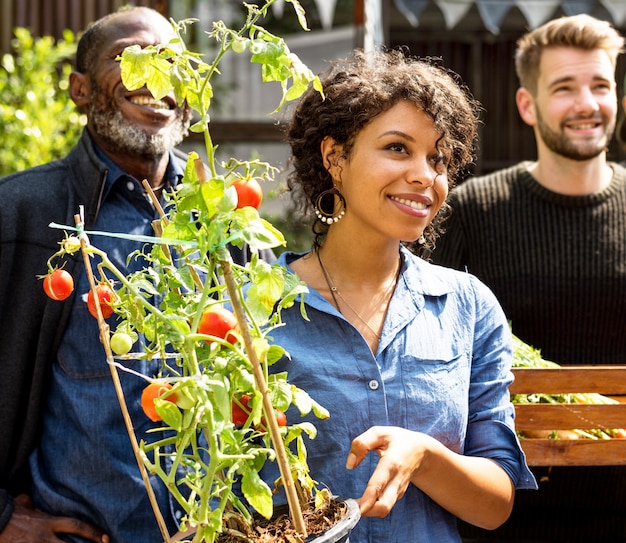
[314,187,346,224]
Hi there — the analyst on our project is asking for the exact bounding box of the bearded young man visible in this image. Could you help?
[0,7,268,543]
[432,14,626,543]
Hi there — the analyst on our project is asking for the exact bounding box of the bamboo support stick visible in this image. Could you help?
[73,213,172,543]
[220,260,307,537]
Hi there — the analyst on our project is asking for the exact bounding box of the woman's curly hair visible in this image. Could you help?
[285,48,481,255]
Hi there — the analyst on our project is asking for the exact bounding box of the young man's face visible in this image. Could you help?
[84,9,191,158]
[521,46,617,161]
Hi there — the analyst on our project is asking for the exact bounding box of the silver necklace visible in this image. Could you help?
[316,250,398,341]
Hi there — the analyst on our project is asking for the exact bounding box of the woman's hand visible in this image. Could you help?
[0,494,109,543]
[346,426,515,529]
[346,426,429,517]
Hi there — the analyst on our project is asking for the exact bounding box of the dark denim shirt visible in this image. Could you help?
[30,143,186,542]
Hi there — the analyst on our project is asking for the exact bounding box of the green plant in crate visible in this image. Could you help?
[0,28,85,175]
[42,1,346,542]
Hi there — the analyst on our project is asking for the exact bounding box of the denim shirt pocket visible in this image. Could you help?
[400,349,471,452]
[56,301,127,379]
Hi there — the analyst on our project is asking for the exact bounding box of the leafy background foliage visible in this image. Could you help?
[0,28,86,176]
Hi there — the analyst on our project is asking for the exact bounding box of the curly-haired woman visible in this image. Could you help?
[263,49,536,543]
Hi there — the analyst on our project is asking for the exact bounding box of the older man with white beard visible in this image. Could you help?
[0,7,267,543]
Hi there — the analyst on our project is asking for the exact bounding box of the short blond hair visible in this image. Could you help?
[515,14,625,94]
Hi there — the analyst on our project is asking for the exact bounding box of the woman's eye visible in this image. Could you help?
[387,143,406,153]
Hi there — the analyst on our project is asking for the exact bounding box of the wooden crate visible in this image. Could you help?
[511,366,626,466]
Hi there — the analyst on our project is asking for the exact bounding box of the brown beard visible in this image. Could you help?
[536,109,615,162]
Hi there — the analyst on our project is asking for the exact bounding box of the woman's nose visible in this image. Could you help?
[406,160,436,187]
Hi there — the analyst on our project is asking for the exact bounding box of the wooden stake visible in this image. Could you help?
[74,214,172,543]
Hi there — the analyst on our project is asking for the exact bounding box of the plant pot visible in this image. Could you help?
[177,497,360,543]
[266,497,360,543]
[305,497,360,543]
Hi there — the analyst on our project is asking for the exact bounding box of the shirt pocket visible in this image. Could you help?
[56,301,129,379]
[400,350,470,452]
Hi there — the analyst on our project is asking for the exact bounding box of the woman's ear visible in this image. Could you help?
[320,136,339,173]
[69,72,91,109]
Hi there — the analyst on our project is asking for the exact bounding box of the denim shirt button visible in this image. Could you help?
[126,181,135,192]
[368,379,379,390]
[175,510,183,520]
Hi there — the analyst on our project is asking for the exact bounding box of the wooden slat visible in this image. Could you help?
[514,404,626,430]
[519,439,626,466]
[511,367,626,395]
[511,366,626,465]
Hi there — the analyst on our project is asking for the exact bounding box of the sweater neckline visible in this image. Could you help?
[517,160,626,208]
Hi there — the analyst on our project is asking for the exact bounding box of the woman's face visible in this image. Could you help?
[328,100,449,243]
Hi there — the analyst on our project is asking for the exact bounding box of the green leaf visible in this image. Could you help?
[286,0,310,31]
[247,263,284,313]
[155,398,182,431]
[241,467,273,519]
[200,178,236,218]
[145,55,175,100]
[119,45,153,90]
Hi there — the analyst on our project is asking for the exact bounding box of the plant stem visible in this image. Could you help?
[220,259,307,537]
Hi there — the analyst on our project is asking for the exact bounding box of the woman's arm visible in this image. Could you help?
[347,426,515,529]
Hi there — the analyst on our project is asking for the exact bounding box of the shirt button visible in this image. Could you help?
[126,181,135,192]
[175,510,183,519]
[368,380,379,390]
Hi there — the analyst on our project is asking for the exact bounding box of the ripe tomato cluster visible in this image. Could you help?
[42,269,115,323]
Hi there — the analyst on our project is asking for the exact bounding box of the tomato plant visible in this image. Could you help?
[43,3,332,541]
[233,177,263,209]
[198,306,238,344]
[141,382,177,422]
[87,283,114,319]
[43,268,74,301]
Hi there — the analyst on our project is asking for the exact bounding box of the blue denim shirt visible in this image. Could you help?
[29,143,186,542]
[263,249,536,543]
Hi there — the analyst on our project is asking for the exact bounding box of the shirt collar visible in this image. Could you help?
[279,245,454,307]
[89,134,184,198]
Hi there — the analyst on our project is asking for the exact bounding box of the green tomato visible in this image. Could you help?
[110,331,133,355]
[231,36,247,54]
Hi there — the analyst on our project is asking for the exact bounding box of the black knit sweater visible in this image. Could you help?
[433,161,626,365]
[432,162,626,542]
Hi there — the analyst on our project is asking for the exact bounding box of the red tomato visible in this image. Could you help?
[233,177,263,209]
[198,306,238,344]
[275,410,287,427]
[87,283,115,319]
[43,269,74,301]
[232,394,251,426]
[141,382,177,422]
[231,394,287,429]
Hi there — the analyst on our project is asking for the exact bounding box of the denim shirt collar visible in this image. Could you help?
[91,138,184,202]
[279,245,455,354]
